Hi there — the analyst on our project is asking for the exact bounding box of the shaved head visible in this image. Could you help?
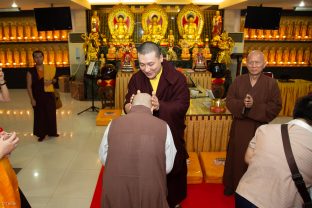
[132,93,152,109]
[247,50,266,63]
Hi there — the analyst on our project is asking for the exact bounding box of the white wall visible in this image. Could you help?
[71,9,87,33]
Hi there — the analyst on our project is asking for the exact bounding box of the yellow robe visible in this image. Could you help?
[43,65,56,92]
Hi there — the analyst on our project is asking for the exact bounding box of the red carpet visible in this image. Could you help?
[90,167,234,208]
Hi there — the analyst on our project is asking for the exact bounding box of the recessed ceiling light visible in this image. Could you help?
[299,0,305,7]
[11,1,18,8]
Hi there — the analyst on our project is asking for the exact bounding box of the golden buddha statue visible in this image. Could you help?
[303,47,311,64]
[112,15,129,43]
[42,48,48,65]
[46,30,53,40]
[147,15,163,42]
[91,11,100,33]
[100,53,106,69]
[268,47,276,64]
[3,23,10,41]
[31,23,38,40]
[166,45,178,61]
[279,20,287,39]
[13,48,20,66]
[17,22,23,40]
[48,47,55,65]
[181,46,190,60]
[168,30,175,46]
[27,48,34,66]
[296,47,304,63]
[294,21,301,39]
[203,44,212,60]
[249,29,257,39]
[286,21,294,39]
[20,48,27,66]
[307,22,312,39]
[24,22,31,40]
[53,30,60,40]
[55,46,63,65]
[107,43,116,60]
[262,47,269,61]
[257,29,264,39]
[216,32,234,66]
[0,48,5,66]
[82,33,99,65]
[62,46,69,65]
[6,48,13,66]
[276,47,283,64]
[130,44,138,60]
[177,5,204,47]
[264,29,272,39]
[301,21,308,38]
[192,44,199,60]
[283,47,290,64]
[212,10,222,37]
[290,47,297,63]
[10,22,17,41]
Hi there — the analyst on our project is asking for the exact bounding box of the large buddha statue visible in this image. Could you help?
[141,4,168,44]
[108,5,134,46]
[177,4,204,47]
[112,15,129,41]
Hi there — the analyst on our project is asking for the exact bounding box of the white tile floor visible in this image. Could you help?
[1,90,105,208]
[0,90,292,208]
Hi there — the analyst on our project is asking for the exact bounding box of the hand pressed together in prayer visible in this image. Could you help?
[0,131,19,159]
[244,94,253,108]
[151,91,159,111]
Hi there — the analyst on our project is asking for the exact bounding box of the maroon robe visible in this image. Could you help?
[102,106,169,208]
[125,60,190,207]
[223,73,282,191]
[28,67,57,138]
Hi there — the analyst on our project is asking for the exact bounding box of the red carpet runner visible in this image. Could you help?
[90,167,234,208]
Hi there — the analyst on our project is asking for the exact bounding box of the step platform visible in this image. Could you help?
[187,152,203,184]
[199,152,226,183]
[96,109,122,126]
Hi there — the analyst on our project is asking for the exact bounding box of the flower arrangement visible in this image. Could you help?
[211,78,225,99]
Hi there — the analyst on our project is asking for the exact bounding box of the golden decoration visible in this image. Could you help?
[141,4,168,44]
[177,4,204,47]
[108,4,135,45]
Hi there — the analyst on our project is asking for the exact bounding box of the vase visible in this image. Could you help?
[208,62,226,78]
[210,98,226,113]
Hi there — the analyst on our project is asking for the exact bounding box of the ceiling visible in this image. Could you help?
[0,0,311,10]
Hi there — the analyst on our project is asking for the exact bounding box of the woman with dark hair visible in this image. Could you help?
[236,94,312,208]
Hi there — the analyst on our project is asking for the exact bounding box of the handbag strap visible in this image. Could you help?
[281,124,312,206]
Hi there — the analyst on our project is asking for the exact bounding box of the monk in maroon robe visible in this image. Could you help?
[124,42,190,208]
[223,50,282,195]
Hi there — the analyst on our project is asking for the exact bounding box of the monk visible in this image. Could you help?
[99,93,177,208]
[223,50,282,196]
[124,42,190,208]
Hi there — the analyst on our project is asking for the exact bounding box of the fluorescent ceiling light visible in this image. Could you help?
[0,7,20,12]
[294,6,312,11]
[11,1,18,8]
[299,0,305,7]
[88,0,155,3]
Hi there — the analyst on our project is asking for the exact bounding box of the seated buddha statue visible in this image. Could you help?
[183,15,200,43]
[130,44,138,60]
[192,44,199,60]
[166,45,178,61]
[203,43,212,60]
[142,15,164,43]
[168,29,175,46]
[116,46,125,60]
[303,47,311,64]
[181,46,190,60]
[112,15,129,44]
[107,44,116,60]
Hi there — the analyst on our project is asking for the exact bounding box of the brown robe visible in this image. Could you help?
[124,60,190,207]
[28,67,57,138]
[102,105,169,208]
[223,73,282,191]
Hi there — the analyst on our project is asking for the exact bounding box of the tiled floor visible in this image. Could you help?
[1,90,292,208]
[1,90,105,208]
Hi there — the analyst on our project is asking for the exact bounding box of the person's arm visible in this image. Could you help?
[244,132,257,164]
[99,122,111,165]
[165,124,177,174]
[26,71,36,107]
[245,79,282,123]
[0,132,19,159]
[0,69,10,102]
[226,78,246,118]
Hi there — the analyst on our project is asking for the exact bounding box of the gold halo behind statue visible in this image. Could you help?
[141,4,168,45]
[177,4,204,48]
[108,4,134,46]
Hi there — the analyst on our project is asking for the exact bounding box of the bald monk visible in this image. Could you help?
[99,93,177,208]
[223,50,282,196]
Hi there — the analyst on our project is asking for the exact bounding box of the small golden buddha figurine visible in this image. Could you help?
[244,28,249,39]
[307,22,312,39]
[203,44,212,60]
[181,46,190,60]
[112,15,129,41]
[99,53,106,69]
[117,46,125,60]
[107,43,117,60]
[17,22,24,41]
[3,23,10,41]
[264,29,271,39]
[148,15,163,41]
[130,43,138,60]
[249,28,257,39]
[27,48,34,66]
[53,30,60,40]
[6,48,13,66]
[31,23,38,40]
[303,47,311,64]
[46,31,53,40]
[212,10,222,37]
[0,24,3,41]
[24,22,31,40]
[262,47,269,61]
[276,47,283,64]
[294,21,301,39]
[62,46,69,65]
[296,47,304,63]
[192,43,199,60]
[268,47,276,64]
[279,20,287,39]
[0,48,6,66]
[91,11,100,33]
[166,45,178,61]
[286,21,294,39]
[39,31,46,41]
[42,48,48,65]
[20,48,27,66]
[61,30,68,40]
[13,48,20,66]
[48,47,55,65]
[168,29,175,46]
[272,30,279,39]
[55,46,63,65]
[290,47,297,63]
[283,47,290,63]
[300,21,308,39]
[10,22,17,41]
[257,29,264,39]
